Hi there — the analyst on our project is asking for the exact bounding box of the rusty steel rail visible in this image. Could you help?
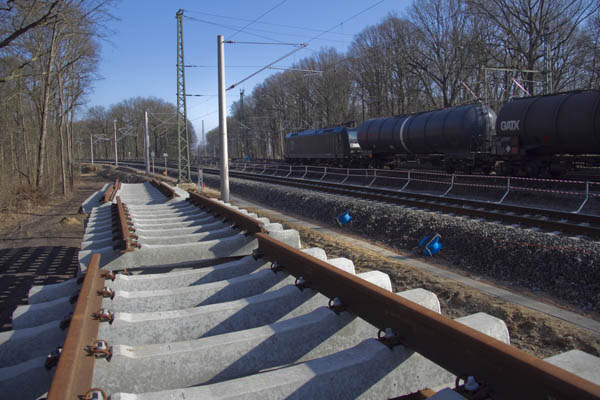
[100,179,120,203]
[101,186,113,203]
[256,233,600,400]
[151,179,178,199]
[113,196,139,252]
[113,179,121,201]
[47,253,104,400]
[187,191,265,234]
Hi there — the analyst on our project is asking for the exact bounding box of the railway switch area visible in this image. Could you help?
[1,181,599,399]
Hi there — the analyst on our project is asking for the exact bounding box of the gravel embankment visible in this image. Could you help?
[205,174,600,314]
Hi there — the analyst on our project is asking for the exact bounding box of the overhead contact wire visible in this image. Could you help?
[229,0,288,39]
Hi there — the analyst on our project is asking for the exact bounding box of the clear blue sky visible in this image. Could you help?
[88,0,410,138]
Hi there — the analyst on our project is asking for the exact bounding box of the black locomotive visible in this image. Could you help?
[284,126,361,164]
[283,90,600,175]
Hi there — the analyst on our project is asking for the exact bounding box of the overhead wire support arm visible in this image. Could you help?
[268,66,322,75]
[224,41,306,46]
[226,43,307,91]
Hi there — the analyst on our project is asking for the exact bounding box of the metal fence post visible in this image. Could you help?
[341,168,350,184]
[320,167,327,181]
[442,174,455,196]
[368,169,377,186]
[400,171,411,191]
[498,177,511,203]
[574,181,590,214]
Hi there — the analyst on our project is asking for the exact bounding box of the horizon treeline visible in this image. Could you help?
[203,0,600,160]
[78,97,197,167]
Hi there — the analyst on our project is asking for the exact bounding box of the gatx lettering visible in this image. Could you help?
[500,120,520,131]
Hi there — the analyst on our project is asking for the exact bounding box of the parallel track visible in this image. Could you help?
[107,159,600,238]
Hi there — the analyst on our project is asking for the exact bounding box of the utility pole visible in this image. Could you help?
[218,34,230,202]
[202,120,205,157]
[144,111,150,175]
[240,89,245,159]
[176,9,191,182]
[90,133,94,164]
[113,120,118,167]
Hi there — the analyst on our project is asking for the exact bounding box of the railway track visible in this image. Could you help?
[119,159,599,239]
[222,168,600,238]
[1,179,599,399]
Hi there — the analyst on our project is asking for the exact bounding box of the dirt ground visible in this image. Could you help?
[0,170,108,331]
[1,165,598,360]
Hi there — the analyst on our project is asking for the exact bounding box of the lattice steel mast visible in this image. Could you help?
[176,9,191,182]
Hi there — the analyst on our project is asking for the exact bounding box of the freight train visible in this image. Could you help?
[283,90,600,176]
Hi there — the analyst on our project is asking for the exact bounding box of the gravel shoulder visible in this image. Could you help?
[202,174,600,359]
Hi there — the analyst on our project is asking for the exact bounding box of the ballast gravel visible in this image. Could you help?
[205,174,600,314]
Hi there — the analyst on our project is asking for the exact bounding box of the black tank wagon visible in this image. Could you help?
[357,103,496,171]
[282,90,600,176]
[493,90,600,175]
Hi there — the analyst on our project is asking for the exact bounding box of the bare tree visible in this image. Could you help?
[407,0,487,107]
[467,0,598,95]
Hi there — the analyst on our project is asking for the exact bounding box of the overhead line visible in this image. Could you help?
[307,0,385,44]
[229,0,288,39]
[190,109,219,121]
[184,15,283,43]
[185,65,269,68]
[226,44,307,91]
[225,41,304,46]
[182,15,351,44]
[182,9,355,37]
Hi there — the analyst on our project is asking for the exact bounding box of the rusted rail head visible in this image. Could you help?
[113,196,139,252]
[256,233,600,400]
[100,179,120,203]
[101,186,114,204]
[151,179,178,199]
[110,179,120,202]
[47,253,104,400]
[101,179,120,204]
[188,191,264,234]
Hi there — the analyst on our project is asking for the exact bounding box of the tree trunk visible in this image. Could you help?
[57,74,67,195]
[18,89,31,185]
[35,23,58,189]
[67,85,76,190]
